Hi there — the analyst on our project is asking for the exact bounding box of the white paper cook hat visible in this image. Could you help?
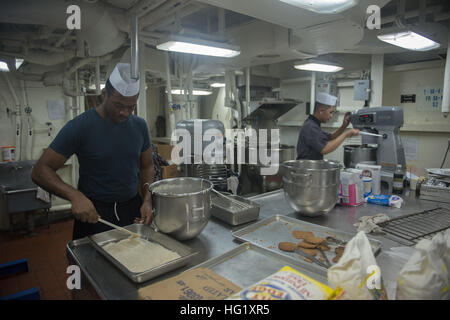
[316,92,337,106]
[108,63,140,97]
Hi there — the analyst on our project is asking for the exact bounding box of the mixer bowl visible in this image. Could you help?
[150,177,213,240]
[281,160,341,217]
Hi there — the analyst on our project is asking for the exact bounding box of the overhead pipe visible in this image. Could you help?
[441,21,450,118]
[310,71,316,114]
[165,52,176,142]
[245,67,250,118]
[2,73,22,161]
[131,15,139,80]
[20,80,33,161]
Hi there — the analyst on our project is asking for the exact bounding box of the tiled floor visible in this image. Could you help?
[0,218,74,300]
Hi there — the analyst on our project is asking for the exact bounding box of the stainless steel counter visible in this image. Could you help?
[67,189,441,300]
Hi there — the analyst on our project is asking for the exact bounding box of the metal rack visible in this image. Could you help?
[377,207,450,246]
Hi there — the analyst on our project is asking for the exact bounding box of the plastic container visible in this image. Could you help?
[392,165,404,195]
[2,146,16,162]
[363,177,373,197]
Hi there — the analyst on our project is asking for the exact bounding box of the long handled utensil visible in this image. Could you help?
[98,218,142,239]
[359,131,383,138]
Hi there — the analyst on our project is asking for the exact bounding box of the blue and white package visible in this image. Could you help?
[365,194,404,208]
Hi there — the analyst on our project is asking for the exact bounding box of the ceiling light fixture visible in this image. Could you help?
[170,89,212,96]
[377,30,440,51]
[210,83,226,88]
[294,60,343,72]
[157,35,240,58]
[15,58,24,70]
[279,0,359,14]
[0,61,9,72]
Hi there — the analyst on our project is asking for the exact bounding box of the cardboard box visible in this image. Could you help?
[138,267,241,300]
[161,164,178,179]
[156,143,173,161]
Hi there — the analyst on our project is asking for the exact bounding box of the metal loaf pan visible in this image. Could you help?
[211,193,261,226]
[88,224,198,283]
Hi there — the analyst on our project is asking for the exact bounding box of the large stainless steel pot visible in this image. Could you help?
[343,144,377,168]
[281,160,341,217]
[150,177,213,240]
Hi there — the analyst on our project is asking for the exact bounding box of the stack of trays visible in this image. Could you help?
[211,193,260,226]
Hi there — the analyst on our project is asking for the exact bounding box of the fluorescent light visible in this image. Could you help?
[170,89,212,96]
[279,0,359,14]
[294,61,343,72]
[157,35,240,58]
[377,31,440,51]
[0,61,9,72]
[15,58,24,70]
[210,83,226,88]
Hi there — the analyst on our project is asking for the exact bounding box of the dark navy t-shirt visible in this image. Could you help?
[296,115,331,160]
[50,108,151,202]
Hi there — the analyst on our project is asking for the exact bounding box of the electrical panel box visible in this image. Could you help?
[354,79,370,101]
[316,81,337,96]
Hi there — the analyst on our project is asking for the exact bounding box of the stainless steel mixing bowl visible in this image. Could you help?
[150,177,213,240]
[281,160,341,217]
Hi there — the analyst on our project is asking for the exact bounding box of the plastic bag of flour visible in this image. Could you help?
[327,231,388,300]
[396,229,450,300]
[227,266,344,300]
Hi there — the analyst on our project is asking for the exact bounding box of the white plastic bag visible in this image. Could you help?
[327,231,387,300]
[396,229,450,300]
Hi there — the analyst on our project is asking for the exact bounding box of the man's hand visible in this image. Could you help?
[71,191,100,223]
[342,112,351,128]
[346,128,360,138]
[136,201,152,225]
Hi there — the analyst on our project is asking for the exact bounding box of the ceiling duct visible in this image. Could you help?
[0,0,127,58]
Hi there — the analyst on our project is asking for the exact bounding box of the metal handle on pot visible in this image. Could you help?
[290,172,312,184]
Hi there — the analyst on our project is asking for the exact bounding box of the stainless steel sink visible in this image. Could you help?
[0,160,51,233]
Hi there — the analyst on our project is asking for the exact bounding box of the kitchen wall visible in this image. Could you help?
[0,75,78,229]
[199,60,450,171]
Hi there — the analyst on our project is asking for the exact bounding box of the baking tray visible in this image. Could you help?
[211,193,260,226]
[88,223,198,283]
[232,215,382,271]
[188,242,328,289]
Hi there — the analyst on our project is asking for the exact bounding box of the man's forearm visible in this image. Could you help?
[330,125,346,140]
[321,132,348,155]
[140,166,154,201]
[32,165,80,201]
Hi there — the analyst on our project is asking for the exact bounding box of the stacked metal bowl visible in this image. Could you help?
[281,160,341,217]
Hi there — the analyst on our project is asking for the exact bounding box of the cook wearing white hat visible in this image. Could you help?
[296,92,359,160]
[33,62,154,241]
[100,63,140,124]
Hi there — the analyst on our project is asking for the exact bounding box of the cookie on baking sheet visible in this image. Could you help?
[298,247,317,256]
[278,242,297,252]
[297,240,317,249]
[292,230,314,239]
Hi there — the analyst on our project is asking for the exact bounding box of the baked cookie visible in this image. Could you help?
[292,230,314,239]
[297,240,317,249]
[298,247,317,256]
[278,242,297,252]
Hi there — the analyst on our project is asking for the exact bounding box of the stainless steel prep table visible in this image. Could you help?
[66,189,441,300]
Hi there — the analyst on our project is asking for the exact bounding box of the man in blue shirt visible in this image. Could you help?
[297,92,359,160]
[32,63,154,240]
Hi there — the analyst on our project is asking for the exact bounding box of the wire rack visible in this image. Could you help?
[377,207,450,246]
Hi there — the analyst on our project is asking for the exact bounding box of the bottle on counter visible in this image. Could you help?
[392,164,404,194]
